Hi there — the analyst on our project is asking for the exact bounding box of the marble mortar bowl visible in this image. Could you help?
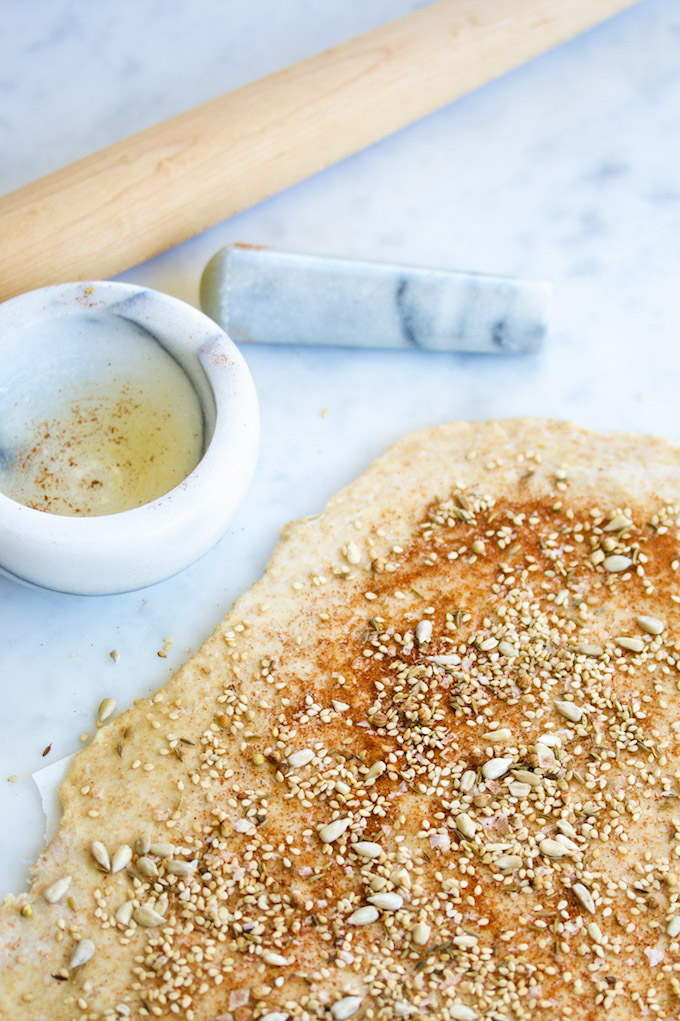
[0,281,259,594]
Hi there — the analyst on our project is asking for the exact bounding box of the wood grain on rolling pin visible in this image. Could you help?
[0,0,636,302]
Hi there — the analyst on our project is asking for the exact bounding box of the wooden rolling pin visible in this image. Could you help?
[0,0,635,303]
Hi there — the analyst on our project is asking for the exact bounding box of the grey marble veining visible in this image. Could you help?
[1,0,680,897]
[200,245,550,353]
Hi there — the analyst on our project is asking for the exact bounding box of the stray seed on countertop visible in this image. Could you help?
[133,905,166,928]
[636,615,664,635]
[111,845,132,874]
[109,649,120,663]
[348,905,379,925]
[43,877,71,904]
[7,776,18,783]
[353,840,383,859]
[318,818,350,843]
[603,554,633,573]
[69,939,95,970]
[262,950,291,966]
[368,892,403,911]
[98,698,117,722]
[573,883,595,914]
[42,744,52,758]
[331,996,363,1020]
[90,840,111,872]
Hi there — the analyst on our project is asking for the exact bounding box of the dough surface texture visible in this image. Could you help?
[3,418,680,1021]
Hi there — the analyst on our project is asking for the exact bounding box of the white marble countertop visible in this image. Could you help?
[1,0,679,899]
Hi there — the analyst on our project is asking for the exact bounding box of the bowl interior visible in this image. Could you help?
[0,296,216,516]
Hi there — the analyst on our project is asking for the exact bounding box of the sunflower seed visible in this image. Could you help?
[574,643,604,657]
[287,749,315,769]
[453,933,478,949]
[615,636,645,653]
[353,840,383,859]
[155,894,169,917]
[365,760,386,782]
[483,728,512,743]
[667,915,680,938]
[319,818,350,843]
[111,845,132,874]
[115,901,134,926]
[43,876,72,904]
[135,833,151,856]
[261,1014,290,1021]
[97,698,117,722]
[497,855,523,872]
[136,856,159,879]
[481,757,512,780]
[573,883,595,914]
[459,770,476,793]
[428,655,459,665]
[603,513,633,532]
[415,620,433,644]
[90,840,110,872]
[166,859,196,877]
[476,636,499,652]
[603,554,633,573]
[344,541,361,565]
[331,996,363,1020]
[133,905,166,927]
[456,813,477,839]
[262,950,291,966]
[69,938,95,969]
[554,700,583,723]
[368,892,403,911]
[348,905,379,925]
[636,615,664,636]
[450,1007,477,1021]
[498,641,518,658]
[508,781,532,798]
[412,920,431,945]
[511,769,542,787]
[539,838,567,858]
[588,921,604,944]
[148,842,175,857]
[555,833,580,852]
